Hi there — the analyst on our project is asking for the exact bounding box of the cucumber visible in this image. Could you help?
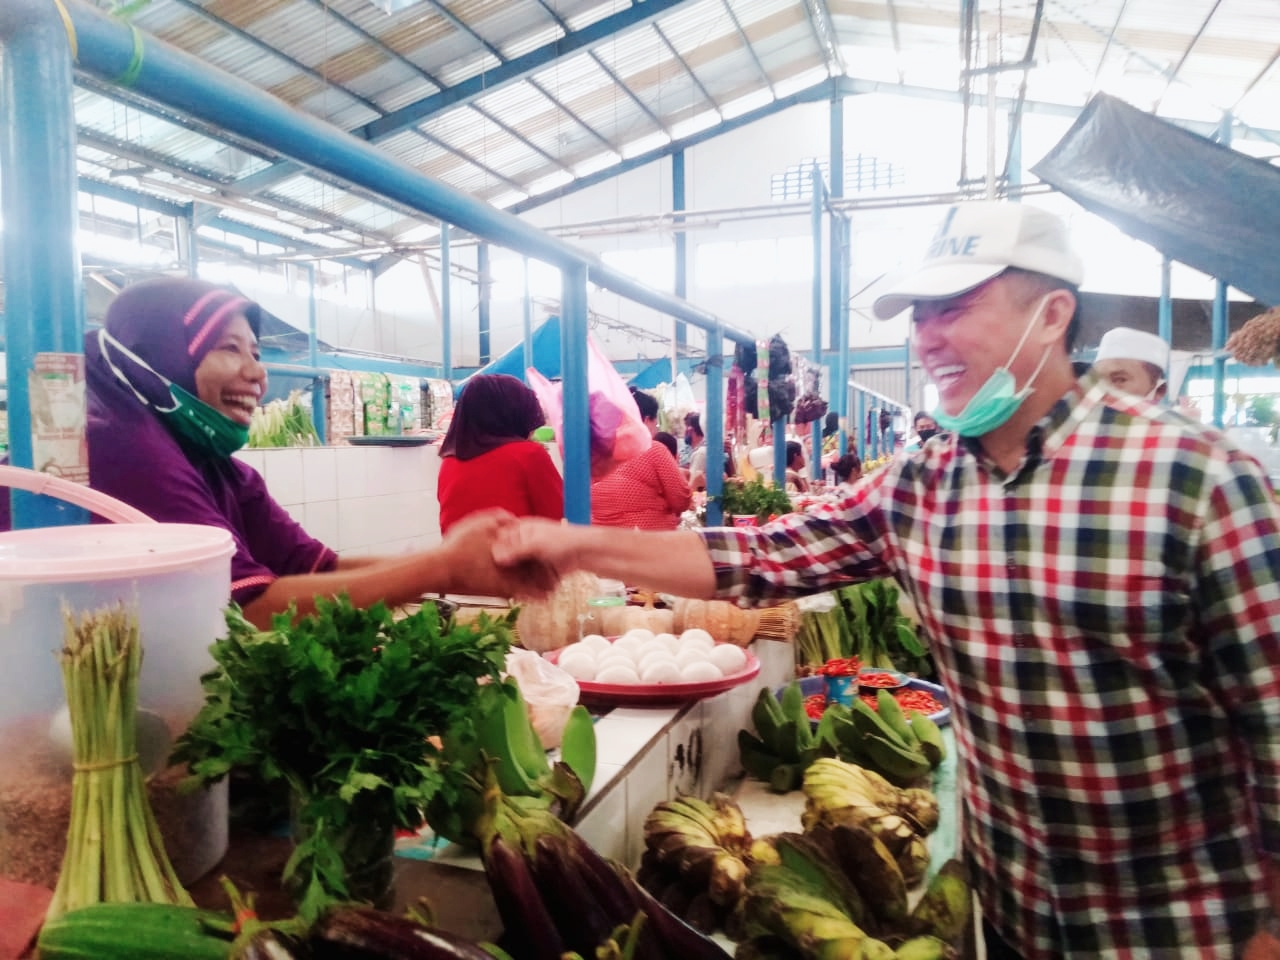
[37,902,235,960]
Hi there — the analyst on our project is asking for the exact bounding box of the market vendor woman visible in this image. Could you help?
[80,277,548,626]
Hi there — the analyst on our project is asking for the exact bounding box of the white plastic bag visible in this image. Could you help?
[505,648,581,749]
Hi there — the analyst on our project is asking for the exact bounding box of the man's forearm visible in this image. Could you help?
[567,527,716,598]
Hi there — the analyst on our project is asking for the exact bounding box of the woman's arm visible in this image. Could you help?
[652,445,693,514]
[242,510,553,628]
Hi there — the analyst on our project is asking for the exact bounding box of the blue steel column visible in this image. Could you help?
[522,257,534,377]
[837,216,851,456]
[180,203,199,278]
[1212,115,1231,427]
[704,325,725,527]
[478,241,492,365]
[772,418,787,486]
[673,151,688,352]
[1158,257,1173,343]
[856,390,866,460]
[561,264,591,524]
[1,0,87,527]
[810,164,823,481]
[828,97,843,350]
[903,337,911,416]
[1158,257,1173,404]
[305,264,326,442]
[440,224,453,381]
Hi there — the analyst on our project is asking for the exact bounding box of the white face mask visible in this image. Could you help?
[931,294,1053,438]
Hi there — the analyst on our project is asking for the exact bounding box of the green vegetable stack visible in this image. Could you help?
[248,390,320,448]
[796,580,934,679]
[173,597,518,919]
[737,683,820,794]
[717,476,793,523]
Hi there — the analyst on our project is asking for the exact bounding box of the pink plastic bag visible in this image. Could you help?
[527,335,650,479]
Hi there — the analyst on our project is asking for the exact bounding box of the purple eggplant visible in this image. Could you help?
[309,906,496,960]
[530,834,619,958]
[481,835,566,960]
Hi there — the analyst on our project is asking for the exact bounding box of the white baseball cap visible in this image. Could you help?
[1095,327,1170,374]
[873,202,1084,319]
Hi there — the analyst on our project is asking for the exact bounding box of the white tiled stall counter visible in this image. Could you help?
[235,444,445,557]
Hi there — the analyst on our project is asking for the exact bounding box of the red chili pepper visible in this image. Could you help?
[897,689,945,715]
[819,656,862,677]
[859,671,902,688]
[803,694,827,721]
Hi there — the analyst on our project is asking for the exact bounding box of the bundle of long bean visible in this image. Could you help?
[46,604,192,921]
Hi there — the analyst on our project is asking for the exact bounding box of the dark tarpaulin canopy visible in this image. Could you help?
[1031,93,1280,308]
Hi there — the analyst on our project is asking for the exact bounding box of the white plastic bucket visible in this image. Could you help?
[0,466,235,886]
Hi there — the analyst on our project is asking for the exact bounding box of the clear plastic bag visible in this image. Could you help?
[527,335,651,479]
[505,649,581,749]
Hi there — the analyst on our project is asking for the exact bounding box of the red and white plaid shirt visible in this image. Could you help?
[701,375,1280,957]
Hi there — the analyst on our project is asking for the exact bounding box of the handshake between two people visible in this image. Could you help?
[435,510,577,600]
[438,510,716,602]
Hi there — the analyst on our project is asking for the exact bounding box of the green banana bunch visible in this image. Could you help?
[893,936,954,960]
[906,860,971,947]
[642,794,753,910]
[822,692,940,787]
[739,684,821,793]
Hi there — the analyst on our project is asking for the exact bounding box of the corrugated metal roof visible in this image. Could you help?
[56,0,1280,263]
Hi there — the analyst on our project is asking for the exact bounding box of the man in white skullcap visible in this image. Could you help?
[1093,326,1169,401]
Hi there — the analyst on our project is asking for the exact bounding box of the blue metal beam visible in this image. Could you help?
[478,242,491,365]
[510,78,836,214]
[704,326,725,526]
[1213,114,1231,426]
[1,0,88,528]
[561,264,591,524]
[441,224,453,381]
[828,96,843,350]
[653,22,720,112]
[810,164,823,481]
[721,0,775,97]
[673,150,688,349]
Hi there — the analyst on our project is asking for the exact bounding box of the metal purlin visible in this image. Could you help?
[0,0,754,528]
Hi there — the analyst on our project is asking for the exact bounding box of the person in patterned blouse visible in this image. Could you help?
[497,202,1280,958]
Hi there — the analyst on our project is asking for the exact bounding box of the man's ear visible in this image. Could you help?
[1039,289,1076,343]
[1153,382,1168,403]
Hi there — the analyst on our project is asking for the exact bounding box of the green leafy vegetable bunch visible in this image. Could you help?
[172,596,517,916]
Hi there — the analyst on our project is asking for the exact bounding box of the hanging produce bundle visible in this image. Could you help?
[1226,306,1280,366]
[45,604,192,922]
[248,390,320,448]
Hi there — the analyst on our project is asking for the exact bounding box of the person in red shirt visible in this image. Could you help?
[591,390,692,530]
[437,374,563,534]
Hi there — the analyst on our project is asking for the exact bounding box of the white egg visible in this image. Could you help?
[557,648,598,681]
[679,661,723,682]
[611,635,642,657]
[640,660,683,684]
[637,650,679,673]
[558,641,597,662]
[708,644,748,675]
[596,652,638,673]
[675,646,710,670]
[579,634,611,653]
[596,664,641,685]
[622,628,656,645]
[654,632,681,653]
[680,628,716,650]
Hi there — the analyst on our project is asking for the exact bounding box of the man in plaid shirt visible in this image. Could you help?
[495,202,1280,958]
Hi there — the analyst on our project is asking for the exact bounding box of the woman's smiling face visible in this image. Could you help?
[193,313,266,425]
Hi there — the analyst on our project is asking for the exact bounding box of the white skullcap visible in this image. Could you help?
[1095,327,1170,374]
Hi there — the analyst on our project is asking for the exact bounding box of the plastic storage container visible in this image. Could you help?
[0,468,235,889]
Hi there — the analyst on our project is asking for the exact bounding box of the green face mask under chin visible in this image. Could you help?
[162,384,251,458]
[98,329,251,458]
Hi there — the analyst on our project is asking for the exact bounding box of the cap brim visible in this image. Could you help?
[872,262,1006,320]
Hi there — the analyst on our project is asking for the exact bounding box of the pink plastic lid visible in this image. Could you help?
[0,523,234,583]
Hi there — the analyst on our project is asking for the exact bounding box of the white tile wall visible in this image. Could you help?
[236,444,445,558]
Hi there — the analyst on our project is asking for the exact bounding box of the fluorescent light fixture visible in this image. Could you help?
[669,110,721,140]
[527,170,576,195]
[572,151,623,177]
[488,190,529,209]
[620,131,672,159]
[721,88,774,120]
